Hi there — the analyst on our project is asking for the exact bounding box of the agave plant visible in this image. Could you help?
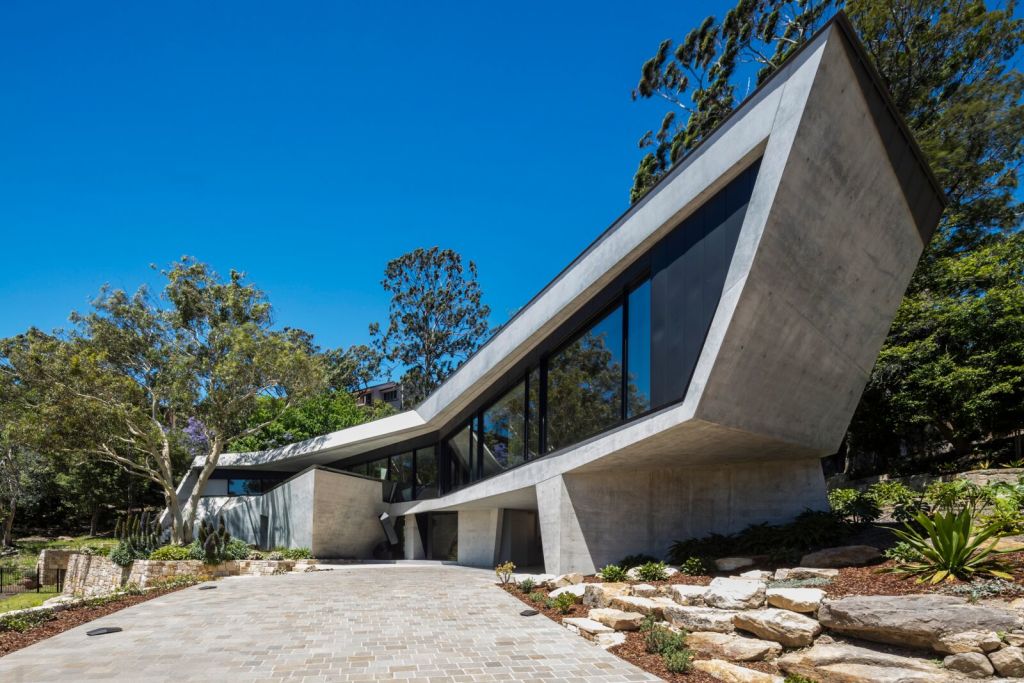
[889,508,1013,584]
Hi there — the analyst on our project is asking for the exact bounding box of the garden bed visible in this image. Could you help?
[0,582,194,657]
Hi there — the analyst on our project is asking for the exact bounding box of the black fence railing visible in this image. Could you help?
[0,567,66,597]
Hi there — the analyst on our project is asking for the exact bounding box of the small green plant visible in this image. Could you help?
[883,540,923,563]
[1000,458,1024,468]
[108,542,136,567]
[783,675,817,683]
[147,574,206,590]
[267,551,284,561]
[663,648,694,673]
[121,582,144,596]
[518,578,536,593]
[941,578,1024,602]
[0,610,56,633]
[866,481,924,524]
[767,576,832,589]
[278,547,313,560]
[678,556,707,575]
[889,508,1012,583]
[527,591,546,603]
[634,561,669,582]
[619,553,659,569]
[495,561,516,586]
[149,545,193,561]
[598,564,628,582]
[828,488,880,524]
[196,518,232,564]
[247,550,265,560]
[547,592,576,614]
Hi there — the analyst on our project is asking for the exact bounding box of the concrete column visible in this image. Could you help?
[403,515,425,560]
[457,508,503,567]
[537,459,827,575]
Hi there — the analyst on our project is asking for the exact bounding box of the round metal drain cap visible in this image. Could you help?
[87,627,122,636]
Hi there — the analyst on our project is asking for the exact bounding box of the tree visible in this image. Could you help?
[631,1,1024,467]
[324,344,383,393]
[371,248,490,405]
[2,258,325,543]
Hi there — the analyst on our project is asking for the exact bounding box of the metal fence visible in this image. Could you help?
[0,566,65,597]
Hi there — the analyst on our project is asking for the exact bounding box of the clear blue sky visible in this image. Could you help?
[0,1,832,350]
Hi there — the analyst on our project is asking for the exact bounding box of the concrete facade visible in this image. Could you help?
[177,18,943,575]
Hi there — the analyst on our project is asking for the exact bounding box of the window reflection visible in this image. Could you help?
[627,280,652,416]
[481,381,527,476]
[546,306,624,452]
[415,447,437,499]
[447,424,473,489]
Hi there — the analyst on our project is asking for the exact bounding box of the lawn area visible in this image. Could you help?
[0,593,50,614]
[2,536,116,573]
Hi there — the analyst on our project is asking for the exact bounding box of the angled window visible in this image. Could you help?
[626,279,652,417]
[481,380,527,476]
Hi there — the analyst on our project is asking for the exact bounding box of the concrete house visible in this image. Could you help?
[173,16,944,574]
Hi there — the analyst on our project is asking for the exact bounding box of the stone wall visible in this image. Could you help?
[63,553,129,597]
[35,549,75,575]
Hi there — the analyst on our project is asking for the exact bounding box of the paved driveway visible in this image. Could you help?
[0,565,657,682]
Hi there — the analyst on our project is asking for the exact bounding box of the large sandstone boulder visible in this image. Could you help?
[942,652,993,678]
[989,646,1024,677]
[669,584,707,606]
[818,594,1024,651]
[664,605,737,633]
[773,567,838,580]
[799,545,882,567]
[548,584,586,600]
[631,583,658,597]
[562,617,613,640]
[609,595,675,619]
[583,582,629,608]
[704,578,766,610]
[588,608,645,631]
[778,641,956,683]
[715,557,756,572]
[685,631,782,662]
[932,630,1002,654]
[765,587,824,613]
[692,659,783,683]
[733,608,821,647]
[550,572,584,588]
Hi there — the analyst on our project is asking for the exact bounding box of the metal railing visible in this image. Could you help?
[0,566,66,597]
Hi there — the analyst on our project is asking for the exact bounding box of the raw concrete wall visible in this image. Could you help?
[457,508,502,567]
[537,459,827,574]
[310,469,389,558]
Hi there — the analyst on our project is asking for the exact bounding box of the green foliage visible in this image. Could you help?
[495,561,516,586]
[370,248,490,405]
[664,648,694,673]
[640,615,693,672]
[941,578,1024,603]
[108,542,137,567]
[146,574,205,590]
[634,561,669,582]
[828,488,880,524]
[115,511,162,559]
[547,592,577,614]
[678,557,708,576]
[767,577,832,589]
[518,578,536,593]
[0,609,55,633]
[889,508,1012,583]
[867,481,924,523]
[195,519,232,564]
[598,564,629,582]
[668,509,855,565]
[527,591,546,603]
[149,545,192,561]
[618,553,660,570]
[784,676,817,683]
[276,547,313,560]
[266,551,284,561]
[247,550,264,560]
[883,541,923,564]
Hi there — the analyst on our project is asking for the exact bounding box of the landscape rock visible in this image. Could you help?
[631,583,658,597]
[932,630,1002,654]
[989,646,1024,677]
[692,659,783,683]
[664,605,737,633]
[773,567,839,580]
[669,584,707,606]
[942,652,993,678]
[663,567,680,578]
[778,641,955,683]
[765,587,824,613]
[609,595,674,619]
[583,583,629,608]
[595,631,627,649]
[799,545,882,568]
[551,572,584,588]
[548,584,586,600]
[685,631,782,662]
[738,569,773,580]
[588,608,645,631]
[704,578,766,610]
[562,617,613,640]
[818,594,1024,651]
[716,557,756,572]
[1005,632,1024,647]
[512,573,554,588]
[733,608,822,647]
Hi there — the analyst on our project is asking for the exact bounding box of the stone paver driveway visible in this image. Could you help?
[0,564,657,682]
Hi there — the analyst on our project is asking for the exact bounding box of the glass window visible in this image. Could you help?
[481,381,527,477]
[546,305,624,452]
[389,452,414,502]
[446,423,473,489]
[368,458,389,480]
[227,479,263,496]
[528,367,541,458]
[415,447,437,499]
[627,279,652,416]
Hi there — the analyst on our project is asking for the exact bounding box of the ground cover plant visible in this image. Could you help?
[889,507,1013,583]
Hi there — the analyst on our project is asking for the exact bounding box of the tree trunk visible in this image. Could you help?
[164,485,185,545]
[2,500,15,547]
[181,435,224,543]
[89,504,100,537]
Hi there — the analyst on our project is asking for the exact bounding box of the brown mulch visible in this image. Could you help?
[825,551,1024,598]
[0,585,194,657]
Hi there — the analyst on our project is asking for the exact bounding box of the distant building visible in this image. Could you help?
[171,17,943,573]
[353,382,402,411]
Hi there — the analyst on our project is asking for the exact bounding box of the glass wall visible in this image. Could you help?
[627,279,652,416]
[481,380,528,476]
[415,446,438,499]
[546,305,624,452]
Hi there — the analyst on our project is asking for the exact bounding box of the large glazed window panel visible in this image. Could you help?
[527,367,541,458]
[627,279,652,416]
[415,447,437,499]
[446,424,473,489]
[481,381,527,476]
[546,306,624,452]
[389,452,414,502]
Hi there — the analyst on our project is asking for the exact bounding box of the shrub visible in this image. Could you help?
[643,618,685,654]
[267,551,284,561]
[598,564,628,582]
[883,541,923,563]
[109,542,137,567]
[889,508,1012,583]
[527,591,546,603]
[147,574,205,590]
[495,561,516,586]
[619,553,659,569]
[678,557,707,576]
[149,545,192,561]
[518,578,536,593]
[279,547,313,560]
[247,550,265,560]
[223,538,251,561]
[664,648,694,673]
[546,592,576,614]
[114,511,163,559]
[867,481,925,523]
[828,488,880,524]
[924,480,988,514]
[634,561,669,582]
[0,610,55,633]
[122,582,144,596]
[196,519,232,563]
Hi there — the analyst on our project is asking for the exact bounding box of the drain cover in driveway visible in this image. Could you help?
[87,627,122,636]
[198,585,217,590]
[519,609,539,616]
